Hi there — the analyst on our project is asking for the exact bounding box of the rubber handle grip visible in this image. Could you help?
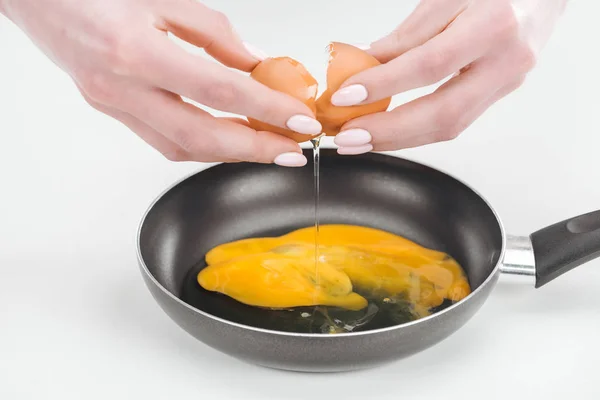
[530,209,600,288]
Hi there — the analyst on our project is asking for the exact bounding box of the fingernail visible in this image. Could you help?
[334,128,372,147]
[331,84,368,106]
[337,144,373,155]
[286,115,322,135]
[243,41,268,61]
[274,152,307,167]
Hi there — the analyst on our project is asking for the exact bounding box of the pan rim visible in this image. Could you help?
[136,150,506,338]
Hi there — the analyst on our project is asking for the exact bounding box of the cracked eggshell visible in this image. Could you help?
[247,57,320,143]
[248,43,391,142]
[316,42,391,136]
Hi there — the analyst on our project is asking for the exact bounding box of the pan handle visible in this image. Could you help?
[530,209,600,288]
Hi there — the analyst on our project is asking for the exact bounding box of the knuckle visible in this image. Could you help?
[85,99,103,113]
[212,11,232,32]
[103,29,143,75]
[162,148,188,162]
[433,101,465,129]
[224,130,269,163]
[172,126,202,154]
[222,133,259,163]
[513,42,537,73]
[201,11,233,54]
[200,80,240,110]
[512,75,527,91]
[79,90,101,110]
[78,73,115,105]
[389,28,406,49]
[435,127,462,143]
[418,47,455,82]
[255,98,284,125]
[247,131,272,163]
[491,2,520,40]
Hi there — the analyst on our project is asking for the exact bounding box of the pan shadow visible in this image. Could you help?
[492,264,600,315]
[102,264,490,380]
[95,258,600,399]
[102,260,600,396]
[96,267,249,371]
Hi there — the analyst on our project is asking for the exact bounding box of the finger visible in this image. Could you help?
[333,1,518,106]
[133,32,321,136]
[220,117,251,127]
[373,76,526,152]
[368,0,468,63]
[156,1,263,72]
[122,87,307,165]
[341,52,516,151]
[78,83,238,162]
[79,90,191,161]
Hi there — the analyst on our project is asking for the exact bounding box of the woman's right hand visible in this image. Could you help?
[1,0,320,166]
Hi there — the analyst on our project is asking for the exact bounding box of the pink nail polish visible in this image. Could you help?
[286,115,322,135]
[274,152,307,167]
[334,129,372,147]
[331,84,368,106]
[337,144,373,155]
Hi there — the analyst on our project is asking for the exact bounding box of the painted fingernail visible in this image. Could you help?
[286,115,322,135]
[337,144,373,155]
[274,152,307,167]
[334,128,372,147]
[243,41,269,61]
[331,84,368,106]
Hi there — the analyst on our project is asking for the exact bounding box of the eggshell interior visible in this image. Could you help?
[248,43,391,142]
[315,42,392,136]
[248,57,320,142]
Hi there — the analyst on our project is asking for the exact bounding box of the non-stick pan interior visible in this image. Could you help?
[139,149,503,332]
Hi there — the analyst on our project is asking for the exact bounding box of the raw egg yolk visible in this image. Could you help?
[248,42,392,141]
[198,248,368,311]
[198,225,471,315]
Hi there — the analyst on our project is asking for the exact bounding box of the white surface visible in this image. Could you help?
[1,1,599,399]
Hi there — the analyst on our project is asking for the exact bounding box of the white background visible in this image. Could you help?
[1,1,599,399]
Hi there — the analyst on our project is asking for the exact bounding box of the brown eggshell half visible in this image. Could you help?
[247,57,320,143]
[248,43,391,142]
[316,42,391,136]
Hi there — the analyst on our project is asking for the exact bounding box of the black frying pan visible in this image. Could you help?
[137,148,600,372]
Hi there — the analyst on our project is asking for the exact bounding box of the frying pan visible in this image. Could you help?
[137,148,600,372]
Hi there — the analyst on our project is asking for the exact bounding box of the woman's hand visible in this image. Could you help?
[1,0,321,166]
[331,0,568,154]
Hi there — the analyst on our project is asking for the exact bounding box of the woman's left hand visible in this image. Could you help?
[332,0,568,154]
